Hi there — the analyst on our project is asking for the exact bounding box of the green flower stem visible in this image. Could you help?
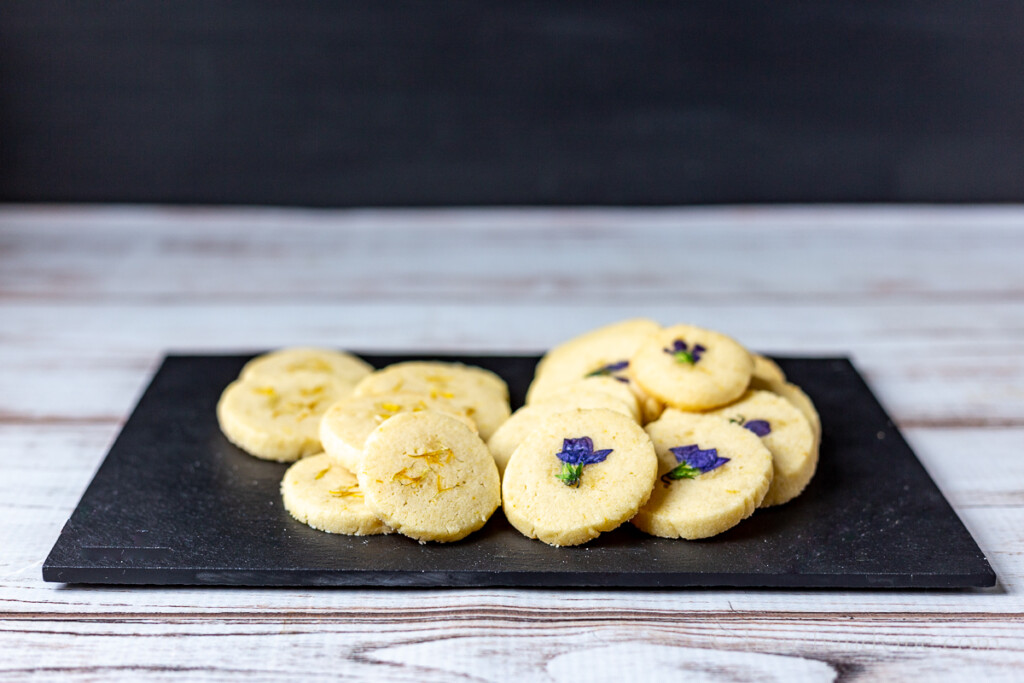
[556,462,583,487]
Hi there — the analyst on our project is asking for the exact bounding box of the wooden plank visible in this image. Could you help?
[904,429,1024,508]
[1,207,1022,676]
[0,613,1022,682]
[2,206,1024,304]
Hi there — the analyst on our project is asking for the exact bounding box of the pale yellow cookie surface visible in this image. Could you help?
[531,376,641,422]
[632,410,773,539]
[319,393,478,473]
[750,376,822,452]
[501,409,658,547]
[707,389,817,507]
[487,390,636,475]
[752,354,786,385]
[358,411,501,543]
[280,454,391,535]
[526,318,661,404]
[624,365,665,424]
[353,361,510,440]
[631,324,753,411]
[217,372,351,461]
[241,347,373,387]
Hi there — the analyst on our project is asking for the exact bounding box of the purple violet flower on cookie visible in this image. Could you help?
[729,415,772,437]
[743,419,772,436]
[661,444,730,484]
[585,360,630,383]
[555,436,613,487]
[664,339,706,365]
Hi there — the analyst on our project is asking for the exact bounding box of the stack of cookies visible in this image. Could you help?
[216,320,820,548]
[218,352,506,543]
[503,319,820,545]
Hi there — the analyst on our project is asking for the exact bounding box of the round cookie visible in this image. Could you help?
[241,347,373,387]
[637,393,666,424]
[630,324,753,411]
[750,376,822,451]
[774,383,821,450]
[706,389,817,507]
[217,372,352,461]
[280,454,391,535]
[358,411,501,543]
[632,410,773,540]
[526,318,661,405]
[532,376,641,422]
[353,361,510,440]
[320,393,478,473]
[487,391,636,474]
[501,409,658,547]
[624,365,666,424]
[752,354,786,385]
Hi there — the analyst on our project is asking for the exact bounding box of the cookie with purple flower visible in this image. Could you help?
[749,375,822,456]
[501,409,658,546]
[630,324,754,411]
[531,376,641,422]
[487,390,637,475]
[632,410,773,540]
[707,390,817,507]
[525,318,661,406]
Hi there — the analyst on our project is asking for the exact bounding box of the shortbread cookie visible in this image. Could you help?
[487,391,636,474]
[707,389,817,507]
[532,376,641,422]
[241,347,373,387]
[358,411,501,543]
[353,361,510,440]
[526,318,661,404]
[280,454,391,535]
[320,393,478,473]
[217,372,352,461]
[624,365,665,424]
[632,410,773,539]
[630,324,753,411]
[752,354,786,385]
[501,409,658,546]
[750,376,822,451]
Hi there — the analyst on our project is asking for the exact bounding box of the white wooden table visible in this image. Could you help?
[2,205,1023,681]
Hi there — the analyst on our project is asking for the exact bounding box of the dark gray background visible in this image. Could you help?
[3,1,1023,206]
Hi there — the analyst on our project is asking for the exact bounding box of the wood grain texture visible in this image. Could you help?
[3,205,1024,303]
[1,614,1023,682]
[1,205,1022,680]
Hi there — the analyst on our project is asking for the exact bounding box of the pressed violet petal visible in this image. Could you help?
[582,448,613,465]
[744,419,772,437]
[663,339,688,354]
[669,444,730,474]
[664,339,705,364]
[555,436,613,466]
[586,360,630,379]
[554,436,613,486]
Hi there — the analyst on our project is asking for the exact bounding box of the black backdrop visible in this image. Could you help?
[3,1,1023,206]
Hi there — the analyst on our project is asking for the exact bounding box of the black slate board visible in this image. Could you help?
[43,354,995,589]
